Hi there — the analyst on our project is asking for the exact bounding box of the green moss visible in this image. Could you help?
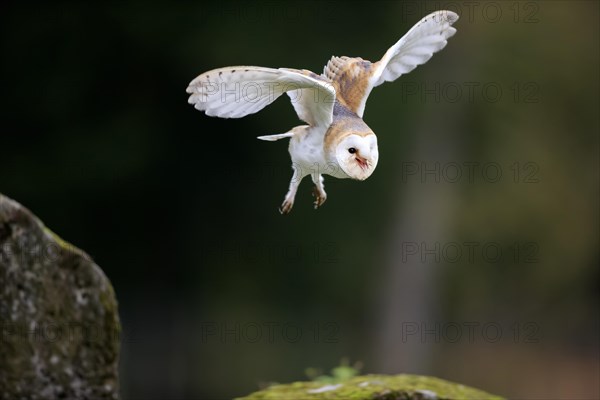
[42,226,69,248]
[237,374,504,400]
[42,226,83,255]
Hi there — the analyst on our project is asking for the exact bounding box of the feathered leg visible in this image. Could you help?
[280,166,303,214]
[311,173,327,209]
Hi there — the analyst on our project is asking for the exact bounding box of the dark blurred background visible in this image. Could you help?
[1,1,598,399]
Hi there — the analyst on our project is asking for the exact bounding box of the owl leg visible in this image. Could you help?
[279,167,303,214]
[311,173,327,209]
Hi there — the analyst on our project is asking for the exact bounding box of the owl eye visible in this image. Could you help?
[348,147,357,154]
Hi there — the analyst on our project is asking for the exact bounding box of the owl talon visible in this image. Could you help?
[279,200,294,215]
[312,186,327,209]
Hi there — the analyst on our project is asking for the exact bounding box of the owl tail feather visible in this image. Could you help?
[257,132,294,141]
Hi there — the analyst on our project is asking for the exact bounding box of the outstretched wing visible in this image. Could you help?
[186,66,335,127]
[371,10,459,87]
[330,10,458,117]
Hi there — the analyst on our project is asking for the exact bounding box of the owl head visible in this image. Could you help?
[335,133,379,180]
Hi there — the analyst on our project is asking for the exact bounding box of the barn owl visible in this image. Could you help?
[187,10,458,214]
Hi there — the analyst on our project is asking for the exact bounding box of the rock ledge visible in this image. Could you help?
[237,374,504,400]
[0,194,120,399]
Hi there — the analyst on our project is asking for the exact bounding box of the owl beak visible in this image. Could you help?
[355,155,369,171]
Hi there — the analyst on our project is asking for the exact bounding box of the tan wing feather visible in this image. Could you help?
[321,56,375,117]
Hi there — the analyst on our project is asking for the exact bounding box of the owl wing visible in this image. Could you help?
[371,10,458,88]
[337,10,458,117]
[186,66,336,128]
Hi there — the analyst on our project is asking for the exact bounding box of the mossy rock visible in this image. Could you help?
[237,374,503,400]
[0,194,120,399]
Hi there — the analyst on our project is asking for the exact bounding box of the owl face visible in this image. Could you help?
[335,134,379,180]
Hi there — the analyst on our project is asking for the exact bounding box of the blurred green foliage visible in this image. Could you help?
[306,358,363,383]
